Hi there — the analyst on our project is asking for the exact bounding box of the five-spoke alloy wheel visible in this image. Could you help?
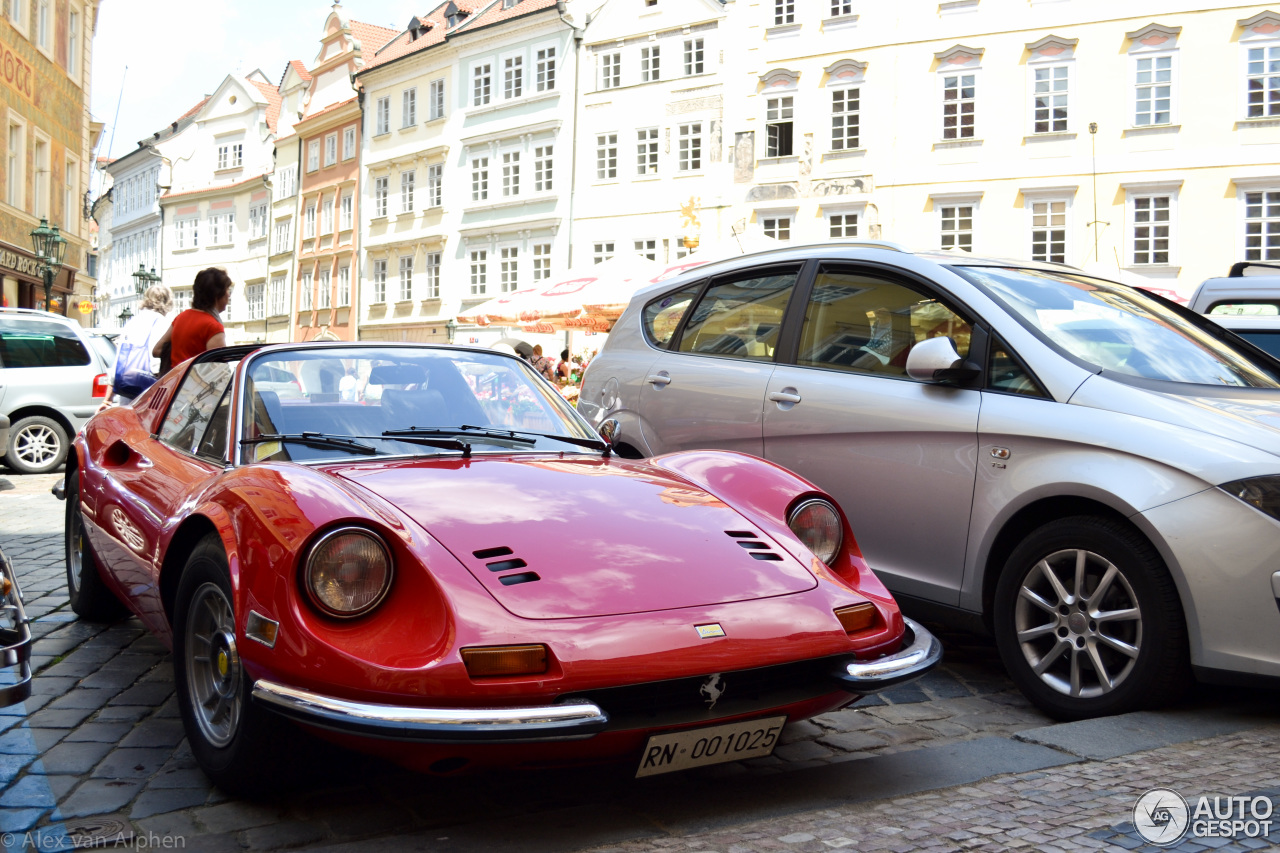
[994,516,1190,721]
[7,416,68,475]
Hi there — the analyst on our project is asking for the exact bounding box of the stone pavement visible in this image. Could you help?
[0,469,1278,853]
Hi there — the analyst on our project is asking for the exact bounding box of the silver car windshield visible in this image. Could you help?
[957,266,1280,388]
[241,347,598,463]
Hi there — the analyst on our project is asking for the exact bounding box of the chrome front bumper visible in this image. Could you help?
[251,680,610,743]
[832,617,943,693]
[0,548,33,707]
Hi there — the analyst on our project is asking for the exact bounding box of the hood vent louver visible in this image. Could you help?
[474,546,540,586]
[725,530,784,561]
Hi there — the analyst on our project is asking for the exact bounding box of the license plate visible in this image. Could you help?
[635,715,787,778]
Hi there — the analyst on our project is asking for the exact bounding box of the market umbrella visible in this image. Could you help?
[515,254,663,323]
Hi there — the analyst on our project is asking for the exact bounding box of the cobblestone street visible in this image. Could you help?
[0,469,1278,852]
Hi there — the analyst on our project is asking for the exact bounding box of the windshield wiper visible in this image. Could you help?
[458,425,610,454]
[242,432,378,456]
[374,432,477,457]
[385,425,608,455]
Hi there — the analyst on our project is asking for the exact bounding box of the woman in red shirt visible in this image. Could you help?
[153,268,232,368]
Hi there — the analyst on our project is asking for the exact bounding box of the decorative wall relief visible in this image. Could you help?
[733,132,755,183]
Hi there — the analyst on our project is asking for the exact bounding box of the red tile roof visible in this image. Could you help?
[162,172,269,200]
[299,95,359,127]
[249,79,283,134]
[288,59,312,83]
[457,0,557,32]
[349,20,400,56]
[175,97,209,124]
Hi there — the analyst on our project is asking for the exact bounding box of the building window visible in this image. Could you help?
[5,119,22,209]
[340,194,353,230]
[1135,56,1173,126]
[321,198,333,234]
[402,87,417,126]
[502,152,520,196]
[428,164,443,206]
[376,97,390,134]
[219,143,243,170]
[537,47,557,91]
[300,271,314,311]
[398,256,413,301]
[63,157,78,232]
[304,203,316,238]
[175,218,198,250]
[343,126,356,159]
[1031,200,1067,263]
[8,0,24,33]
[324,133,337,166]
[500,247,519,292]
[249,202,268,240]
[1244,190,1280,261]
[636,128,659,175]
[678,123,702,171]
[473,64,492,106]
[372,259,387,303]
[209,211,235,246]
[596,134,617,180]
[430,78,446,120]
[533,243,551,280]
[774,0,794,25]
[338,266,350,306]
[401,170,415,213]
[601,53,621,90]
[273,218,291,254]
[318,269,331,309]
[470,250,488,295]
[471,158,489,201]
[424,253,440,298]
[831,0,853,14]
[270,274,286,316]
[1033,65,1069,133]
[36,0,49,49]
[593,242,614,264]
[832,88,860,150]
[1246,46,1280,118]
[1132,195,1171,265]
[67,9,79,77]
[762,216,791,240]
[684,39,704,76]
[940,205,973,251]
[277,164,297,198]
[534,146,553,192]
[641,46,660,82]
[374,177,388,217]
[766,97,794,156]
[943,73,976,139]
[246,283,264,321]
[634,239,658,261]
[829,213,858,238]
[504,56,524,99]
[307,140,320,172]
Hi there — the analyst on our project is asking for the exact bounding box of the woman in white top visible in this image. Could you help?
[99,284,174,409]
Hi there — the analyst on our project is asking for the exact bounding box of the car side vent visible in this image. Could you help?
[499,572,540,586]
[486,558,527,573]
[474,546,513,560]
[725,531,784,561]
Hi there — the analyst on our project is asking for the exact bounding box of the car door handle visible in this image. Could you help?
[768,389,802,404]
[646,372,671,387]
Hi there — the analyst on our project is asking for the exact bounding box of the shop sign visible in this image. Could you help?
[0,249,41,278]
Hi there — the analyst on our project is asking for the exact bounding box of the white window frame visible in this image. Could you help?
[1132,51,1177,128]
[338,266,351,306]
[430,78,446,120]
[372,259,387,303]
[636,127,659,176]
[246,283,265,321]
[471,157,489,201]
[63,154,78,234]
[1127,190,1176,267]
[1242,24,1280,120]
[596,134,618,181]
[503,54,524,100]
[321,198,333,234]
[249,202,269,241]
[683,39,704,76]
[1024,192,1073,264]
[760,212,794,241]
[208,210,235,247]
[343,126,356,160]
[340,193,353,231]
[600,52,621,90]
[829,71,863,152]
[273,217,292,254]
[633,239,658,261]
[532,242,552,281]
[473,63,492,106]
[401,170,416,213]
[774,0,795,26]
[428,164,443,207]
[1238,182,1280,263]
[35,0,50,53]
[641,45,661,83]
[324,133,337,167]
[376,97,391,135]
[374,176,388,217]
[304,202,316,239]
[593,242,615,264]
[678,123,703,172]
[1029,60,1071,135]
[9,0,28,38]
[398,256,414,301]
[5,114,25,210]
[536,45,557,92]
[499,246,519,292]
[300,270,313,311]
[534,146,553,193]
[269,274,287,317]
[502,151,520,197]
[826,208,861,239]
[765,95,795,157]
[67,6,80,81]
[940,65,979,141]
[307,140,320,172]
[931,194,980,252]
[175,217,199,250]
[402,87,417,127]
[424,253,440,299]
[470,249,488,295]
[318,269,331,309]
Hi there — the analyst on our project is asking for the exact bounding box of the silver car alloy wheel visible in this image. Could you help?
[1014,548,1143,699]
[15,423,59,468]
[184,581,243,749]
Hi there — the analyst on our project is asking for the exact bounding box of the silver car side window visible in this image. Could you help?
[642,282,703,349]
[675,270,798,361]
[0,319,90,368]
[797,269,972,379]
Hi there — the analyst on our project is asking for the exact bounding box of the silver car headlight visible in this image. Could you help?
[304,527,394,618]
[1220,475,1280,522]
[788,499,844,566]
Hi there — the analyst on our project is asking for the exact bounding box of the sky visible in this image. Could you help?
[90,0,423,164]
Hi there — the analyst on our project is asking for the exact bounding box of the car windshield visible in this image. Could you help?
[241,346,599,463]
[955,266,1280,388]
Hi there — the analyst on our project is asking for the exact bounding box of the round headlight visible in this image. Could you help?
[788,499,844,566]
[304,528,393,618]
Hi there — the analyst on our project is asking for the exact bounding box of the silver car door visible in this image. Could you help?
[762,263,981,606]
[638,264,802,456]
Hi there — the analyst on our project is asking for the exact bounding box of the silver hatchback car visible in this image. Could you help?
[579,243,1280,720]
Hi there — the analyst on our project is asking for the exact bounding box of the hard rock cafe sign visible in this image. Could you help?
[0,249,41,278]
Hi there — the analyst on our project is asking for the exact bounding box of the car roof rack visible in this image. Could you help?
[1228,261,1280,277]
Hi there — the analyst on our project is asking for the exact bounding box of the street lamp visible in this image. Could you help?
[445,317,457,344]
[28,217,68,315]
[118,307,133,326]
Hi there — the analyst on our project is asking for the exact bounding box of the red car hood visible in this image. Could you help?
[330,456,818,620]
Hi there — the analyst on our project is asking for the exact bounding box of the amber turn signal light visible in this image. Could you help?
[462,644,549,678]
[834,603,877,634]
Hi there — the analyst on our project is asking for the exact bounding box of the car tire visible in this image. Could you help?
[7,415,68,475]
[64,470,129,622]
[993,515,1190,721]
[174,534,286,795]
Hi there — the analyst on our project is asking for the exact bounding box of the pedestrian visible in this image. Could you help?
[153,267,232,367]
[98,284,174,410]
[557,348,573,384]
[531,344,557,381]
